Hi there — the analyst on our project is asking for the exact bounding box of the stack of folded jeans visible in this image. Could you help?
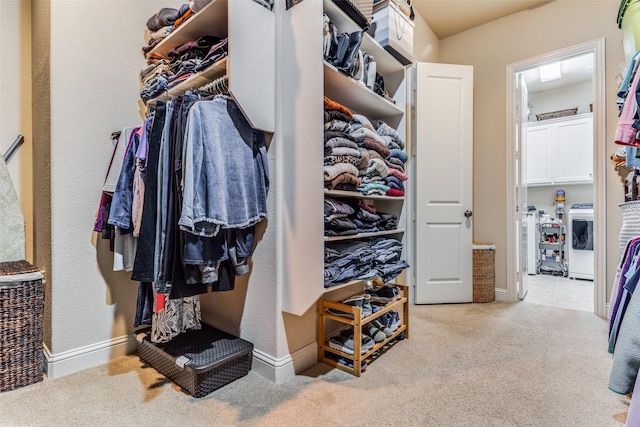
[324,237,409,288]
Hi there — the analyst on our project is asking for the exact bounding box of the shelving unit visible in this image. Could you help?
[320,0,410,375]
[143,0,274,132]
[537,222,567,276]
[317,284,409,377]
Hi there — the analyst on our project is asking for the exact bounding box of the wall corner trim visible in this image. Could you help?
[251,342,317,384]
[494,288,509,301]
[43,334,137,379]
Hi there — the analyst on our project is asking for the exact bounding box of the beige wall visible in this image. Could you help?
[0,0,33,262]
[433,0,625,293]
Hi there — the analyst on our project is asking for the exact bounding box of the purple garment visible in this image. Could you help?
[610,239,640,334]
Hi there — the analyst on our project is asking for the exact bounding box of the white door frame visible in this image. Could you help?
[505,39,607,317]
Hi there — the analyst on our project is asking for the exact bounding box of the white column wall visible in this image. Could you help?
[43,0,175,376]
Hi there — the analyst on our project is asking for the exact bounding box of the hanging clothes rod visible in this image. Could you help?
[198,75,229,95]
[3,135,25,164]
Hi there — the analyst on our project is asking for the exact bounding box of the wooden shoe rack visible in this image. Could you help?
[317,283,409,377]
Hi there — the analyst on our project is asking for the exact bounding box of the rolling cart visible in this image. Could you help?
[536,221,568,276]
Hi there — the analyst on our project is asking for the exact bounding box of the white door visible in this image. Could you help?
[415,63,473,304]
[516,73,529,300]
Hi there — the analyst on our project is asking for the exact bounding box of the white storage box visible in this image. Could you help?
[368,1,414,65]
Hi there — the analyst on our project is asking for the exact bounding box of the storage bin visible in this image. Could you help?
[0,260,44,392]
[472,243,495,303]
[368,1,414,65]
[331,0,373,29]
[137,323,253,398]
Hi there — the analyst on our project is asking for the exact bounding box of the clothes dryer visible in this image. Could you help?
[568,203,594,280]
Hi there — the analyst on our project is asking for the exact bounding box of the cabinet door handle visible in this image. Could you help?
[464,210,473,218]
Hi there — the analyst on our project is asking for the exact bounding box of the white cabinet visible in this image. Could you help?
[525,114,593,186]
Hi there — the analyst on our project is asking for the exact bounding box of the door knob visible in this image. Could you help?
[464,210,473,218]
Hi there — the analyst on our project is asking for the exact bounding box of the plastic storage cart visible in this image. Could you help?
[536,221,568,276]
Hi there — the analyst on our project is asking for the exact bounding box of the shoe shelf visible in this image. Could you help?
[317,284,409,377]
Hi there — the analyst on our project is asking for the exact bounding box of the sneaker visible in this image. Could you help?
[364,322,386,343]
[327,294,365,318]
[329,332,375,354]
[371,319,393,337]
[379,311,401,332]
[388,311,401,331]
[366,285,400,303]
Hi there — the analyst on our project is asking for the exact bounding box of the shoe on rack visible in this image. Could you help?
[379,311,401,332]
[327,294,364,318]
[388,311,402,332]
[360,293,373,317]
[365,322,386,343]
[327,353,368,372]
[330,332,375,355]
[371,319,393,338]
[366,284,400,303]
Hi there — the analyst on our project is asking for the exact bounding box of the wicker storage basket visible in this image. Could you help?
[472,244,495,303]
[0,260,44,392]
[535,107,578,121]
[138,323,253,398]
[331,0,373,29]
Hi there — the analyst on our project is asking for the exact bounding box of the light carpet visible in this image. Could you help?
[0,301,630,426]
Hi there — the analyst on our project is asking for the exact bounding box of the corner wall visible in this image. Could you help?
[434,1,624,295]
[34,0,176,376]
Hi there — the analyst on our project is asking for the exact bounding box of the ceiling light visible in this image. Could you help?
[539,62,562,82]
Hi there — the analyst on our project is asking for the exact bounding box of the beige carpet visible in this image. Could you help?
[0,302,630,426]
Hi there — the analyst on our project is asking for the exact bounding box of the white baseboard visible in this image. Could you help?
[44,334,137,379]
[42,332,319,384]
[494,288,509,301]
[251,341,317,384]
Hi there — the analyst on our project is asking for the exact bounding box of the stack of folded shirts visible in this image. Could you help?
[324,97,362,191]
[324,197,357,237]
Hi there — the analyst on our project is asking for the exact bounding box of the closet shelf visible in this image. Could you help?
[147,58,228,105]
[323,279,364,293]
[323,63,404,120]
[325,189,405,201]
[324,229,405,242]
[147,0,229,59]
[322,0,405,76]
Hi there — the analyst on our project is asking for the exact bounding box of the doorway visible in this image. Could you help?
[506,39,607,317]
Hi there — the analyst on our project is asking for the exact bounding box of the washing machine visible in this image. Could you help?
[568,203,594,280]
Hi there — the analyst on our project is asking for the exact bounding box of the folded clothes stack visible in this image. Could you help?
[324,237,409,287]
[323,96,408,197]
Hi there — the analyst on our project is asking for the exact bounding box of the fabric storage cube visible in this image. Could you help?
[368,1,414,65]
[0,260,44,392]
[137,323,253,398]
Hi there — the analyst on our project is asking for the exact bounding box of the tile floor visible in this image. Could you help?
[523,272,594,312]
